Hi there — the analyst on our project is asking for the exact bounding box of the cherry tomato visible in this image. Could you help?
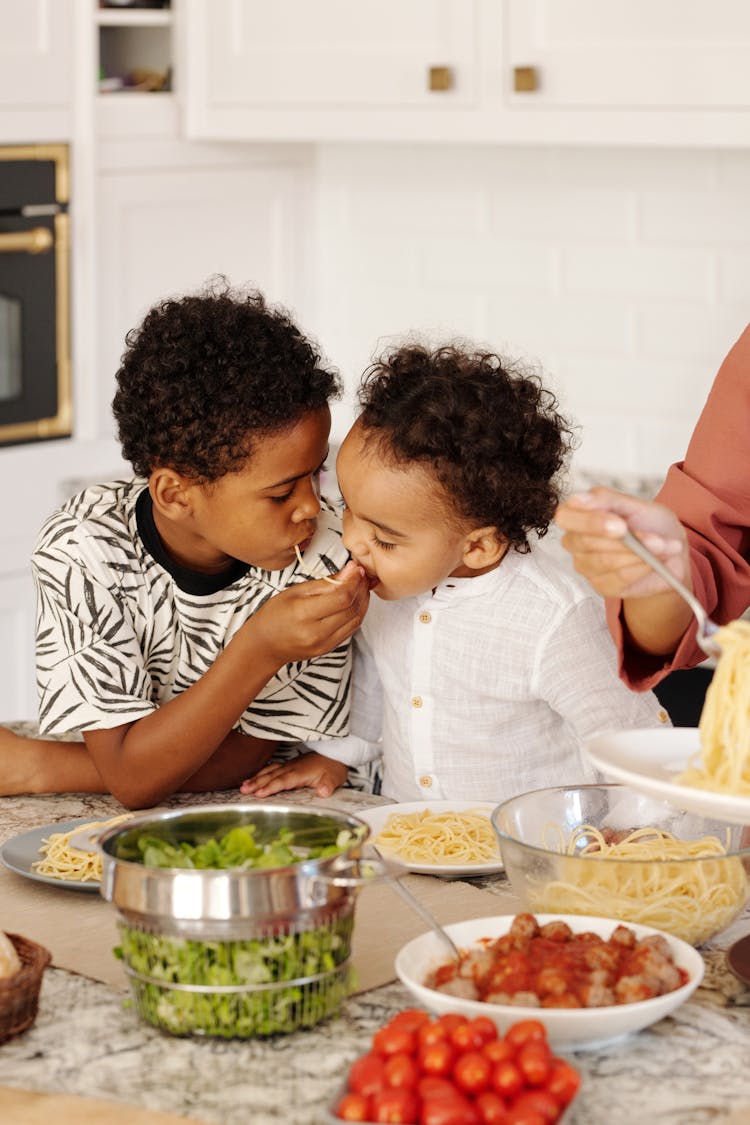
[452,1051,492,1097]
[437,1013,469,1034]
[348,1053,388,1098]
[417,1076,465,1102]
[507,1091,559,1125]
[474,1091,511,1125]
[420,1095,481,1125]
[451,1021,490,1053]
[470,1016,499,1045]
[336,1091,372,1122]
[516,1042,551,1088]
[503,1108,546,1125]
[374,1025,419,1057]
[490,1060,524,1101]
[388,1009,432,1034]
[546,1060,581,1106]
[370,1087,420,1124]
[418,1040,457,1078]
[482,1039,515,1066]
[418,1021,450,1048]
[384,1052,420,1090]
[503,1020,548,1051]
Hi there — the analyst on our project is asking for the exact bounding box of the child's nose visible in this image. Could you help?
[295,481,321,520]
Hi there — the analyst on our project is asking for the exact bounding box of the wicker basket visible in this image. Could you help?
[0,933,52,1044]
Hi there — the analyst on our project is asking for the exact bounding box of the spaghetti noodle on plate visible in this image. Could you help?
[374,807,500,866]
[31,813,132,883]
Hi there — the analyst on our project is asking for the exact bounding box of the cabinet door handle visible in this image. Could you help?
[428,66,454,92]
[0,227,54,255]
[513,66,539,93]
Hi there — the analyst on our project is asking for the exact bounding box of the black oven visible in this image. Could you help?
[0,144,71,445]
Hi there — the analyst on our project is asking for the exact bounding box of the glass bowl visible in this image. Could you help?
[491,784,750,946]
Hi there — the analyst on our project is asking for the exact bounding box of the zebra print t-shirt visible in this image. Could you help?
[32,479,354,744]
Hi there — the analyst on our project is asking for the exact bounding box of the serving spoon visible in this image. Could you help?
[621,530,721,658]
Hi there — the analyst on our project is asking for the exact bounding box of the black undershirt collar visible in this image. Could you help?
[135,487,250,595]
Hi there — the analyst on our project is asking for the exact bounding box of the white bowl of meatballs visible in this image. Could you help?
[394,912,704,1050]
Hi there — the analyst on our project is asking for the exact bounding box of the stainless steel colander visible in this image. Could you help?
[98,803,371,1038]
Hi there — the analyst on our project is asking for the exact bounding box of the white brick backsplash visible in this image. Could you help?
[718,252,750,302]
[489,188,633,241]
[487,294,635,358]
[639,189,750,244]
[563,246,713,300]
[315,143,750,480]
[636,304,748,362]
[418,236,559,291]
[554,355,715,417]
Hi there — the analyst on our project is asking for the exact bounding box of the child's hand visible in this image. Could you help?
[252,560,369,664]
[240,752,349,799]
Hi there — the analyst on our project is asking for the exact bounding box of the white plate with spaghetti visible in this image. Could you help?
[357,800,504,877]
[585,728,750,826]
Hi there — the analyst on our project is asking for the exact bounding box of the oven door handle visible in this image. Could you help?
[0,227,53,254]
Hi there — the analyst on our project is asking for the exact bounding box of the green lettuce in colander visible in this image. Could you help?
[115,917,354,1037]
[113,822,361,1036]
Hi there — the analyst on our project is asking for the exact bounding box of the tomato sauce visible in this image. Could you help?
[429,913,688,1009]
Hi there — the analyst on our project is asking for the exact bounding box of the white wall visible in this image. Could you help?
[312,143,750,491]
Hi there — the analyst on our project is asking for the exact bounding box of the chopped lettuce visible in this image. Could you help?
[127,823,362,871]
[116,915,354,1037]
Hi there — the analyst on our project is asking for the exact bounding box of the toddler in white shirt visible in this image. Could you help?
[241,343,670,803]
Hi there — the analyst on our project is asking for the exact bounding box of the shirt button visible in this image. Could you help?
[419,775,433,788]
[418,612,432,624]
[411,696,423,709]
[657,709,669,724]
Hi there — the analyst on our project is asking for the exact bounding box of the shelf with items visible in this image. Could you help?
[96,2,173,99]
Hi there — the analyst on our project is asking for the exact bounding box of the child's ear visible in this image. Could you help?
[149,468,195,522]
[462,527,507,571]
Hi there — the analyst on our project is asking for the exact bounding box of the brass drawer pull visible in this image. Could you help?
[429,65,454,92]
[513,65,539,93]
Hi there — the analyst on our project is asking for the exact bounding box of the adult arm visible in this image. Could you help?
[556,322,750,688]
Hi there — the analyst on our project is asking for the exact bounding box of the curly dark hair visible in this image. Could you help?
[112,279,341,481]
[357,344,576,552]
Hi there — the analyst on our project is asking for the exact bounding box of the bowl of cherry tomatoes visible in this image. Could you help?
[326,1008,580,1125]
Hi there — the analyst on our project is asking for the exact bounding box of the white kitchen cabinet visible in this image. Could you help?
[506,0,750,110]
[0,0,74,141]
[180,0,750,147]
[181,0,486,142]
[94,144,313,436]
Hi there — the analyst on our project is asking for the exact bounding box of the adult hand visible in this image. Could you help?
[554,487,691,599]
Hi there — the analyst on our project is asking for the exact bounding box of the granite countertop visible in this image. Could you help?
[1,774,750,1123]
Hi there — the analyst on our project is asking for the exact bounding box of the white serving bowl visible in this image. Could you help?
[394,913,704,1051]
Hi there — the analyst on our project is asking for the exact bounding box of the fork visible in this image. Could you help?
[621,530,721,658]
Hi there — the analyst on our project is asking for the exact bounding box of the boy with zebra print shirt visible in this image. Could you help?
[1,282,370,808]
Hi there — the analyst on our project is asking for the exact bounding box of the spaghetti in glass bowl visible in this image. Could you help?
[491,783,750,947]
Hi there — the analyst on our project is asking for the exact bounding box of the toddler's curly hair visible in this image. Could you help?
[357,343,575,552]
[112,279,341,481]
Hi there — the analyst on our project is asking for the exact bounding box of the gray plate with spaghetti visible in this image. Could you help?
[1,819,101,892]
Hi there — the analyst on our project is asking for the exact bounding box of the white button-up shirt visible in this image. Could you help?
[324,545,670,803]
